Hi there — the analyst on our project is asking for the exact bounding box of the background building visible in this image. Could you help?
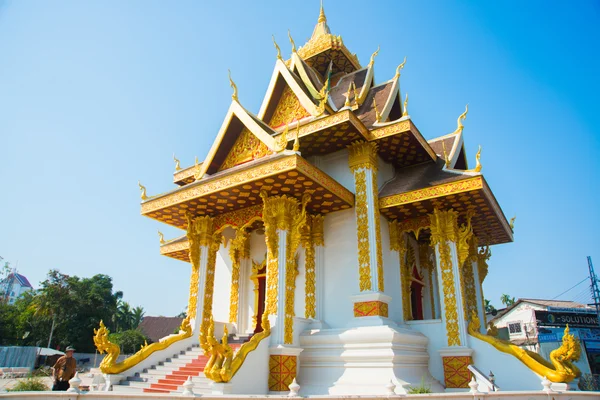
[1,271,33,305]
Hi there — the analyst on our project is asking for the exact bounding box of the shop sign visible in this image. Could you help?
[535,311,599,328]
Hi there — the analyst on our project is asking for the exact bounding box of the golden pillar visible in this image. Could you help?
[186,214,221,334]
[229,228,250,324]
[389,220,411,321]
[348,142,388,318]
[302,214,324,320]
[429,208,474,389]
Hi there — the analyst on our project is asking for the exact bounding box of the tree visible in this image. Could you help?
[500,294,516,307]
[484,299,496,313]
[131,306,145,329]
[108,330,151,354]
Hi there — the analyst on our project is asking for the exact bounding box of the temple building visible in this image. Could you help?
[93,4,582,395]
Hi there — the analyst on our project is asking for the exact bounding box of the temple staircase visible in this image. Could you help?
[112,338,247,394]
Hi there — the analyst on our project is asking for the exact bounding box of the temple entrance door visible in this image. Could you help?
[410,266,424,320]
[254,275,266,333]
[251,257,267,334]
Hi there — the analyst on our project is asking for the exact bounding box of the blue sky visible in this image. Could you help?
[1,1,599,316]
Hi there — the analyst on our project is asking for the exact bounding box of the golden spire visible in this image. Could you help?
[193,157,201,181]
[466,145,482,173]
[276,124,289,152]
[293,122,300,152]
[344,82,353,107]
[368,45,380,68]
[352,81,359,108]
[272,35,282,60]
[318,0,326,23]
[158,230,165,244]
[228,69,238,102]
[373,98,381,123]
[442,141,451,168]
[288,30,296,53]
[394,56,407,80]
[455,104,468,134]
[173,153,181,171]
[510,215,516,230]
[138,181,148,200]
[402,93,408,117]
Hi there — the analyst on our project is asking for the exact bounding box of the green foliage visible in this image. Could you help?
[108,329,151,354]
[0,269,145,352]
[484,299,496,313]
[407,377,432,394]
[500,294,516,307]
[7,376,49,392]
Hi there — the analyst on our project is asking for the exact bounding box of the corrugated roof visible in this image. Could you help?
[137,316,184,343]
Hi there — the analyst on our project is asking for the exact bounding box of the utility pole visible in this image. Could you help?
[588,256,600,326]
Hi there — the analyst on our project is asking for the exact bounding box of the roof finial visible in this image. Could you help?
[288,30,297,53]
[510,215,516,230]
[293,122,300,152]
[194,156,202,181]
[158,230,165,244]
[272,35,282,60]
[138,181,148,200]
[368,45,380,68]
[344,82,353,107]
[228,69,238,102]
[373,98,381,123]
[466,145,482,173]
[456,104,468,133]
[318,0,327,23]
[402,93,409,117]
[394,56,407,80]
[442,141,451,168]
[173,153,181,171]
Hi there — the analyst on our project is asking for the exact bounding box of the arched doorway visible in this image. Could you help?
[251,257,267,333]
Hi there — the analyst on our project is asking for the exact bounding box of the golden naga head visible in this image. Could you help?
[288,30,297,53]
[272,35,282,60]
[228,69,238,102]
[394,56,407,79]
[368,45,380,68]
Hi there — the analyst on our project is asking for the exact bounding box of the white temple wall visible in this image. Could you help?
[313,149,354,191]
[381,215,402,322]
[321,208,358,328]
[213,244,232,325]
[406,319,445,384]
[376,156,394,190]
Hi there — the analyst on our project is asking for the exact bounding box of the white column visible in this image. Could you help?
[237,257,249,333]
[433,244,448,338]
[471,260,486,334]
[193,245,210,333]
[270,229,288,346]
[364,170,381,291]
[449,243,469,346]
[315,244,325,320]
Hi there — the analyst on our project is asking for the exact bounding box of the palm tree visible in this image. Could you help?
[116,301,133,331]
[484,299,496,313]
[500,294,516,307]
[131,306,145,329]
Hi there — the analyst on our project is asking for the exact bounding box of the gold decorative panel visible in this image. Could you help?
[268,85,311,129]
[219,128,270,171]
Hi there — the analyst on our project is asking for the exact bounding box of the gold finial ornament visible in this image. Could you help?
[344,82,352,107]
[352,81,360,108]
[394,56,407,80]
[173,153,181,171]
[288,30,296,53]
[228,69,238,102]
[455,104,468,134]
[402,93,408,117]
[272,35,282,60]
[316,76,330,116]
[293,123,300,152]
[373,98,381,123]
[474,145,482,172]
[510,215,516,230]
[194,157,201,181]
[318,0,327,23]
[158,230,165,244]
[442,141,451,168]
[138,181,148,200]
[276,124,289,152]
[368,45,380,68]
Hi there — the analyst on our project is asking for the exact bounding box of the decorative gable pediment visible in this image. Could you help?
[218,127,270,171]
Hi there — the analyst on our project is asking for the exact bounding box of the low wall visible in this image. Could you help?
[1,391,599,400]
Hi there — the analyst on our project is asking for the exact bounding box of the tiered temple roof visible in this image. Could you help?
[143,5,513,261]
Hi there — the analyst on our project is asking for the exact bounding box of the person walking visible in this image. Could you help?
[52,346,76,391]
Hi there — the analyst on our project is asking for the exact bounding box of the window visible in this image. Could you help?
[508,322,522,334]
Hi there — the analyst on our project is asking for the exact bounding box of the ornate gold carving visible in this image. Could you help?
[312,214,324,246]
[466,145,482,173]
[219,127,270,171]
[398,215,430,240]
[173,153,181,171]
[456,210,474,268]
[468,313,581,383]
[158,230,165,244]
[268,85,311,129]
[429,208,461,346]
[371,169,384,292]
[394,56,407,80]
[316,77,330,117]
[348,141,378,172]
[369,119,411,140]
[138,181,147,200]
[288,30,297,53]
[94,316,192,374]
[202,232,221,332]
[272,35,283,60]
[379,176,484,209]
[477,245,491,284]
[402,93,409,117]
[353,301,388,317]
[297,33,360,71]
[228,69,238,102]
[213,204,263,232]
[228,229,249,323]
[354,169,371,292]
[442,140,451,168]
[199,312,271,383]
[373,98,381,123]
[302,215,316,319]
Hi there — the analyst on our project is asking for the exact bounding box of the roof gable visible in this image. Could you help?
[198,101,279,178]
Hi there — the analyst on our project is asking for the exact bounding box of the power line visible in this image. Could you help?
[551,277,589,300]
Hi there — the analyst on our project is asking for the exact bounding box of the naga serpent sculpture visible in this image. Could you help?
[468,311,581,383]
[93,315,192,374]
[199,312,271,383]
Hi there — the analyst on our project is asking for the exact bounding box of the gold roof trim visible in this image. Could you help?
[257,59,321,121]
[370,119,437,161]
[197,101,279,180]
[291,52,324,100]
[174,162,203,185]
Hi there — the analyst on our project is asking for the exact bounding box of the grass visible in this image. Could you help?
[7,376,49,392]
[407,377,432,394]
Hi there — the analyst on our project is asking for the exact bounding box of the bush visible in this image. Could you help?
[407,377,432,394]
[8,376,49,392]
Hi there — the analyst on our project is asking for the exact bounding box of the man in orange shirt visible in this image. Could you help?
[52,346,76,391]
